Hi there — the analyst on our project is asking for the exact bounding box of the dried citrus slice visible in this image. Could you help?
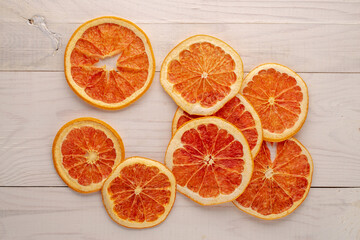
[64,16,155,110]
[240,63,308,142]
[172,94,263,158]
[160,35,244,115]
[165,117,253,205]
[102,157,176,228]
[233,138,313,220]
[52,117,125,193]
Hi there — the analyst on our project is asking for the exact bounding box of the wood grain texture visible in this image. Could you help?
[1,1,360,238]
[0,187,359,239]
[0,72,359,187]
[1,22,360,72]
[1,0,360,24]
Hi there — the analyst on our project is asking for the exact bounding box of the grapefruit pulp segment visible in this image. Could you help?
[166,117,253,205]
[240,63,308,142]
[233,138,313,220]
[64,16,155,110]
[172,94,263,158]
[52,117,125,193]
[161,35,244,115]
[102,157,176,228]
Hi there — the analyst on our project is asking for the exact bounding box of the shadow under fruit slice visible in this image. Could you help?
[172,94,263,158]
[160,35,244,115]
[52,117,125,193]
[233,138,313,220]
[240,63,308,142]
[165,117,253,205]
[64,16,155,110]
[102,157,176,229]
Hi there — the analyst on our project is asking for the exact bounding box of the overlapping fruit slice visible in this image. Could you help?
[64,16,155,110]
[241,63,308,142]
[102,157,176,228]
[233,138,313,220]
[165,117,253,205]
[160,35,244,115]
[52,117,125,193]
[172,94,263,158]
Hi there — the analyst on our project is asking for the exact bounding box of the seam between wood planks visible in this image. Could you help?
[0,186,359,188]
[1,70,360,74]
[3,20,360,25]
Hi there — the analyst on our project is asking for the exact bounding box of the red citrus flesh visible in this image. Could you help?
[107,163,172,222]
[70,23,149,104]
[172,123,246,198]
[234,139,312,218]
[168,42,237,107]
[174,95,261,156]
[61,126,116,186]
[242,68,304,135]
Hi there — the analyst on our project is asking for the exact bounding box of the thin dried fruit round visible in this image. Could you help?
[165,117,253,205]
[172,94,263,158]
[52,117,125,193]
[161,35,244,115]
[102,157,176,228]
[240,63,308,142]
[233,138,313,220]
[64,16,155,110]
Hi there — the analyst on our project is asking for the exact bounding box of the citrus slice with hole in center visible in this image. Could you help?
[52,117,125,193]
[64,16,155,110]
[233,138,313,220]
[240,63,309,142]
[102,157,176,228]
[165,117,253,205]
[172,94,263,158]
[160,35,244,115]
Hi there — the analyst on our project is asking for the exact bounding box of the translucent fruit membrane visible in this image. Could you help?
[70,23,149,103]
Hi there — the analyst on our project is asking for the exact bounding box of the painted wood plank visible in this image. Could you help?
[0,187,359,239]
[0,72,359,187]
[1,0,360,24]
[1,23,360,72]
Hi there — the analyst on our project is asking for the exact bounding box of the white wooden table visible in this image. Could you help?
[1,1,360,239]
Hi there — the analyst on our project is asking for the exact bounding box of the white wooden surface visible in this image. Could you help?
[1,188,360,240]
[0,1,359,239]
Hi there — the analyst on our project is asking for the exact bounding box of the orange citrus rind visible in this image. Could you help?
[171,94,263,158]
[160,35,244,115]
[52,117,125,193]
[233,138,313,220]
[102,156,176,228]
[64,16,155,110]
[165,117,253,205]
[241,63,309,142]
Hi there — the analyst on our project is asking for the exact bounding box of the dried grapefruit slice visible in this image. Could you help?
[165,117,253,205]
[233,138,313,220]
[102,157,176,228]
[160,35,244,115]
[172,94,263,158]
[240,63,308,142]
[64,16,155,110]
[52,117,125,193]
